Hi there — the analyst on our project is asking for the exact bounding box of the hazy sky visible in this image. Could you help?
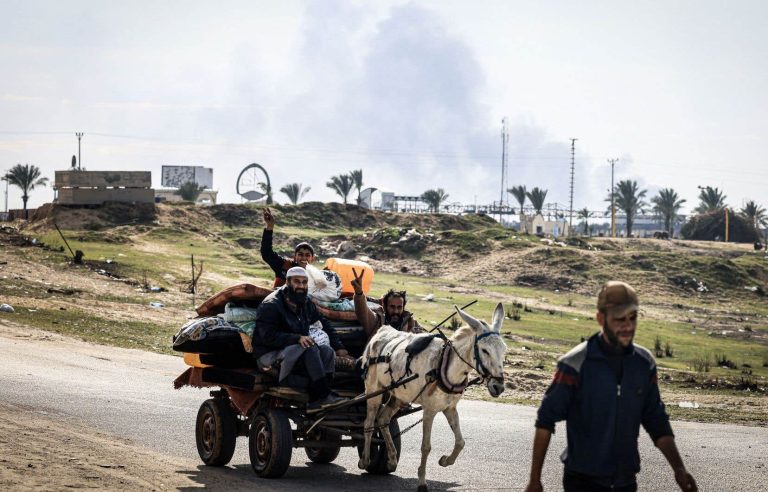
[1,0,766,215]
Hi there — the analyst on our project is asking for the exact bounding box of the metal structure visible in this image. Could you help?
[75,132,84,170]
[568,138,577,232]
[608,158,619,238]
[499,118,509,222]
[236,163,272,203]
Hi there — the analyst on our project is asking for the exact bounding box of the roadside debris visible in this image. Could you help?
[149,301,165,309]
[678,401,700,409]
[0,303,14,313]
[422,293,435,302]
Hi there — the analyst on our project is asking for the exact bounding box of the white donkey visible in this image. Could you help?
[358,303,507,492]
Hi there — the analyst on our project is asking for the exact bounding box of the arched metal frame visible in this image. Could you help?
[236,163,272,204]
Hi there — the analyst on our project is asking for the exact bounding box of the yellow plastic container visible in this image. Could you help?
[324,258,374,296]
[183,352,213,368]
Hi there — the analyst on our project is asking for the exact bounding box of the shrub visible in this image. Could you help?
[664,341,674,358]
[691,354,711,373]
[714,352,737,369]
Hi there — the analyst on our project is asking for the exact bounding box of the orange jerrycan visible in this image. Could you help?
[324,258,374,296]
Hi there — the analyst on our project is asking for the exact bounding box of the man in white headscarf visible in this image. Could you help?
[253,267,353,409]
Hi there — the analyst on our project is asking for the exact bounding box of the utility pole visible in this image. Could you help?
[75,132,84,170]
[608,158,619,238]
[499,117,509,224]
[2,175,7,213]
[568,138,577,234]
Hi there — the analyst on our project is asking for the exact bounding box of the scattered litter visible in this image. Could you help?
[678,401,700,409]
[27,309,37,313]
[118,253,126,257]
[422,293,435,302]
[149,301,165,308]
[105,259,114,264]
[0,304,14,313]
[149,286,165,292]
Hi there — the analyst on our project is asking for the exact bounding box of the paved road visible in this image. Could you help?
[2,326,766,491]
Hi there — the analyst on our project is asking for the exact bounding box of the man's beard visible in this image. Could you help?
[286,285,308,304]
[603,321,632,350]
[386,314,403,329]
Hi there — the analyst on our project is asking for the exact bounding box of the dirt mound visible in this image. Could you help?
[27,202,156,231]
[210,202,496,231]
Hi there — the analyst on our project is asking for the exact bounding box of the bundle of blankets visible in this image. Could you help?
[172,302,259,355]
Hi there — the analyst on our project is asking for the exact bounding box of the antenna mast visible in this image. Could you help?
[499,117,509,223]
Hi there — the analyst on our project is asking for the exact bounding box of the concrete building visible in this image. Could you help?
[521,213,570,237]
[54,171,154,205]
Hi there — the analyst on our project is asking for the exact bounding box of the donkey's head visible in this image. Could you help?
[455,303,507,397]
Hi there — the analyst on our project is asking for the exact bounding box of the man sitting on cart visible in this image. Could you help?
[351,268,423,338]
[253,267,354,409]
[260,207,316,288]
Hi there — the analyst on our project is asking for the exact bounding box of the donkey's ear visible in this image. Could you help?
[491,303,504,333]
[454,305,483,332]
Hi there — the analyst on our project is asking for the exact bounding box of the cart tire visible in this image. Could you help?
[249,409,293,478]
[357,419,401,474]
[305,430,341,464]
[195,398,238,466]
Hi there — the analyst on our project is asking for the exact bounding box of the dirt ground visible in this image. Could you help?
[0,403,212,490]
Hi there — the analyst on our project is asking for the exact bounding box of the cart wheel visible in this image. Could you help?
[357,419,401,474]
[305,430,341,464]
[249,409,293,478]
[196,398,237,466]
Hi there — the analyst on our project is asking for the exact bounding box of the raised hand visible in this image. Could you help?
[263,207,275,230]
[350,268,365,295]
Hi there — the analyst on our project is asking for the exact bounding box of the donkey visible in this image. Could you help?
[358,303,507,492]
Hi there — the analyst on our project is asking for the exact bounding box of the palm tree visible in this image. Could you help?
[694,186,726,214]
[526,187,548,215]
[605,180,647,237]
[577,207,592,235]
[507,185,527,213]
[256,182,273,204]
[348,169,375,206]
[280,183,311,205]
[651,188,686,236]
[3,163,48,219]
[421,188,449,212]
[175,181,206,202]
[740,200,767,231]
[326,174,354,204]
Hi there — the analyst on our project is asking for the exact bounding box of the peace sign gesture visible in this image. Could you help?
[351,267,365,295]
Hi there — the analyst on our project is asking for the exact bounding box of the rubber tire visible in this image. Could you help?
[357,419,402,475]
[305,430,342,464]
[195,398,238,466]
[249,409,293,478]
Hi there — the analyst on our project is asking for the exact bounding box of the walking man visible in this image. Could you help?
[524,281,697,492]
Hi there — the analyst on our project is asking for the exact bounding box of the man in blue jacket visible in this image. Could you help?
[524,281,697,492]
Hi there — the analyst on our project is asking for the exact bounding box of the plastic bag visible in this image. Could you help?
[308,320,330,346]
[306,264,342,302]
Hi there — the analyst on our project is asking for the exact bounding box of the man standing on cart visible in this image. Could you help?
[253,267,354,409]
[260,207,316,288]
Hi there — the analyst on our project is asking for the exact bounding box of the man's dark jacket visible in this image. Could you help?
[535,333,673,487]
[252,287,344,358]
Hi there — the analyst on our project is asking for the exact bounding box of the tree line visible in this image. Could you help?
[4,164,766,240]
[507,181,766,240]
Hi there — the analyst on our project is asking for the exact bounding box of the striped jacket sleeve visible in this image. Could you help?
[535,361,579,432]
